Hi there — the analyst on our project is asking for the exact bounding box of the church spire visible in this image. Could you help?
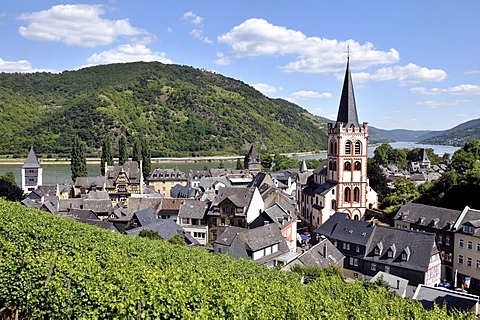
[335,59,360,128]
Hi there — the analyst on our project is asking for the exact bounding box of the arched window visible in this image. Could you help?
[329,160,333,170]
[353,214,359,220]
[344,187,351,202]
[344,161,351,171]
[333,161,337,171]
[345,141,352,154]
[331,199,337,210]
[355,141,362,155]
[334,141,338,155]
[354,187,360,202]
[330,141,334,154]
[354,161,361,171]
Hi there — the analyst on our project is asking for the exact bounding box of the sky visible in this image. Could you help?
[0,1,479,131]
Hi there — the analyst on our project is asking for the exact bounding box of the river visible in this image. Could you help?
[0,142,460,186]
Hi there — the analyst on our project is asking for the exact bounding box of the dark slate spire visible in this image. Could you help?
[336,59,360,128]
[22,146,41,169]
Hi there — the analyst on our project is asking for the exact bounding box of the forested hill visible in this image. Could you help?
[418,118,480,146]
[0,62,327,157]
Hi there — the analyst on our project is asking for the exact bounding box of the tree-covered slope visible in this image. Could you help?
[419,118,480,146]
[0,62,327,156]
[0,199,471,319]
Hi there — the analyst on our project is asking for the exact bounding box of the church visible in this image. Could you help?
[298,59,378,228]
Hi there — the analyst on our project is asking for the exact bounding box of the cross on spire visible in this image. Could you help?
[346,45,351,61]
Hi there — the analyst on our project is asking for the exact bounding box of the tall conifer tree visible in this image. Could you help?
[71,136,88,182]
[118,135,128,165]
[100,136,113,176]
[132,137,142,163]
[141,136,152,180]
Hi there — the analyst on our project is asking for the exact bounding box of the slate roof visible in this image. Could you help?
[315,212,374,246]
[22,147,41,169]
[58,198,113,214]
[245,145,260,163]
[197,176,231,192]
[366,226,438,272]
[457,207,480,237]
[296,238,344,267]
[178,199,208,219]
[75,176,105,188]
[211,187,254,208]
[69,209,99,221]
[124,196,163,217]
[371,272,409,297]
[106,161,140,187]
[170,184,198,198]
[395,202,463,231]
[133,208,156,226]
[303,181,337,197]
[413,285,479,313]
[336,59,360,128]
[125,219,198,244]
[147,168,187,181]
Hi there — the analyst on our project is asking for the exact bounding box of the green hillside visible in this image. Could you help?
[419,118,480,146]
[0,199,471,319]
[0,62,327,157]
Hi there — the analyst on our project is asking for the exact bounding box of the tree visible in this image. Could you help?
[235,158,243,170]
[141,136,152,180]
[168,234,186,246]
[217,160,225,169]
[100,136,113,176]
[1,171,17,186]
[0,178,23,201]
[132,136,142,163]
[367,163,389,202]
[118,135,128,165]
[139,229,162,240]
[70,136,88,182]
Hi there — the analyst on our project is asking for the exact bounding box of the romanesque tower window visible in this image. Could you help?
[344,161,351,171]
[344,187,351,202]
[354,161,361,171]
[355,141,362,155]
[353,187,360,203]
[345,141,352,154]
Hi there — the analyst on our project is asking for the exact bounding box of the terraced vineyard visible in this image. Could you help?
[0,199,472,319]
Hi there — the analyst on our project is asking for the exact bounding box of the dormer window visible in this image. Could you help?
[463,225,475,235]
[401,247,411,261]
[387,244,396,258]
[374,242,383,255]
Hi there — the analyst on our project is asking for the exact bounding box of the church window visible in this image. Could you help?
[331,199,337,210]
[355,141,362,154]
[330,141,334,154]
[334,142,338,155]
[344,187,351,202]
[344,161,351,171]
[329,161,333,170]
[354,187,360,202]
[345,141,352,154]
[333,161,337,171]
[354,161,361,171]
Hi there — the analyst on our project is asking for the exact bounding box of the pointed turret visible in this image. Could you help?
[244,145,261,173]
[335,59,360,128]
[22,147,41,169]
[300,159,308,173]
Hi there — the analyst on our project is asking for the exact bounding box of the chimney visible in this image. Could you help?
[323,243,327,258]
[396,280,400,289]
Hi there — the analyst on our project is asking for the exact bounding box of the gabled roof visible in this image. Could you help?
[75,176,105,188]
[178,199,208,219]
[245,145,260,163]
[23,147,41,169]
[335,60,360,128]
[394,202,463,231]
[105,161,140,187]
[215,224,286,253]
[302,181,337,197]
[125,219,198,245]
[315,212,375,246]
[413,285,479,313]
[133,208,156,226]
[296,238,344,267]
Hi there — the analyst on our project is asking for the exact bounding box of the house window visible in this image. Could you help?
[333,240,338,247]
[459,239,464,248]
[385,266,390,274]
[354,161,361,171]
[438,235,444,244]
[355,246,360,253]
[468,241,473,250]
[445,253,452,262]
[468,257,472,267]
[371,263,377,271]
[349,257,354,265]
[331,200,337,210]
[477,243,480,252]
[354,141,362,155]
[477,260,480,269]
[181,218,189,224]
[387,250,394,258]
[354,258,358,266]
[346,243,350,250]
[374,247,380,255]
[344,161,351,171]
[459,255,464,264]
[445,236,450,245]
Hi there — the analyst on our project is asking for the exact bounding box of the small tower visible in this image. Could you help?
[21,147,43,194]
[418,148,431,169]
[244,145,261,173]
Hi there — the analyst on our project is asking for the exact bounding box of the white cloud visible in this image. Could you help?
[0,57,57,73]
[411,84,480,95]
[290,90,332,100]
[251,83,283,94]
[181,11,211,44]
[214,52,231,65]
[417,99,469,109]
[352,63,447,83]
[18,4,149,47]
[218,18,399,73]
[465,70,480,75]
[86,44,172,66]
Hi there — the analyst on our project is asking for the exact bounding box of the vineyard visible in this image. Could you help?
[0,199,473,319]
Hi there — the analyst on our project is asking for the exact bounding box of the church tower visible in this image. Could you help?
[21,147,43,194]
[326,58,376,220]
[244,145,261,173]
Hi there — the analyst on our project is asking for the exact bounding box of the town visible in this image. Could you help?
[14,60,480,316]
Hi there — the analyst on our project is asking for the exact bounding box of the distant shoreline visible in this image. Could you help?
[0,151,325,165]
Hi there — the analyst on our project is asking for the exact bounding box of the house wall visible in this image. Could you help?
[148,180,187,197]
[454,232,480,292]
[246,188,264,223]
[179,224,208,245]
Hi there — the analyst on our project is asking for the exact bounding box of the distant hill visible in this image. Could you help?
[418,118,480,146]
[315,116,433,144]
[0,62,328,157]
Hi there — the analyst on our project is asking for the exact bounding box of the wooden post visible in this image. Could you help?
[136,301,142,320]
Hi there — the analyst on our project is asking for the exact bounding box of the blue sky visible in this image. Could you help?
[0,1,479,131]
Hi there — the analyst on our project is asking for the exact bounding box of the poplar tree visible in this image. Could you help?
[132,136,142,163]
[100,136,113,176]
[141,136,152,180]
[71,136,88,182]
[118,135,128,165]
